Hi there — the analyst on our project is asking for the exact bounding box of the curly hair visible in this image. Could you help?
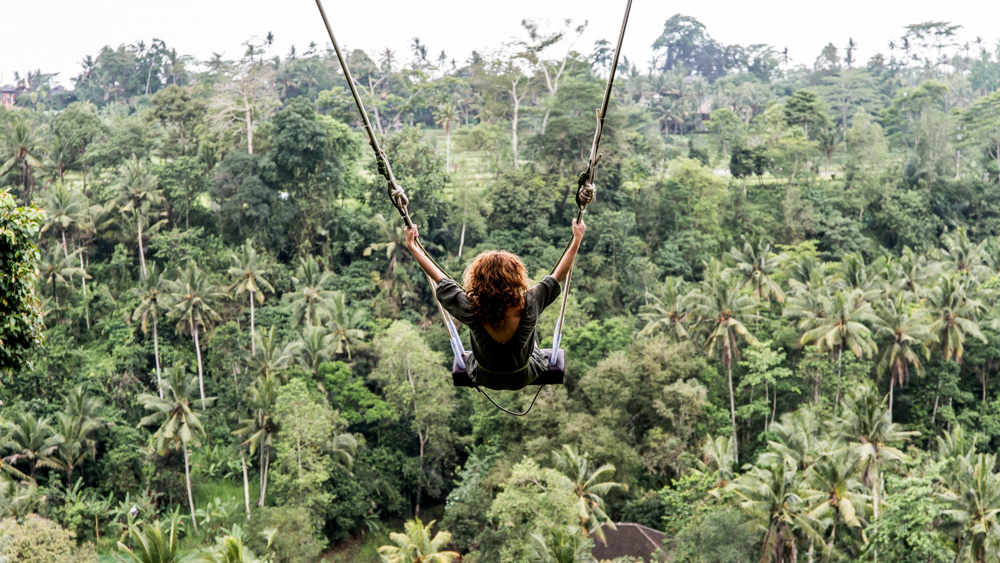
[463,250,529,327]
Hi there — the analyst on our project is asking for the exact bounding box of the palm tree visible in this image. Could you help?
[138,365,214,532]
[377,518,460,563]
[37,245,87,314]
[551,445,627,544]
[113,156,163,276]
[165,262,224,403]
[325,291,366,360]
[926,274,987,363]
[938,228,989,280]
[689,275,759,457]
[40,183,87,258]
[325,433,359,472]
[433,102,457,173]
[233,374,279,507]
[689,435,738,489]
[132,263,167,397]
[116,513,185,563]
[252,326,292,378]
[0,412,61,484]
[227,240,274,355]
[892,246,937,294]
[937,452,1000,563]
[40,387,103,487]
[729,458,825,563]
[638,277,691,340]
[727,237,786,304]
[798,289,876,403]
[45,136,77,183]
[282,256,336,327]
[807,449,868,553]
[286,326,334,376]
[871,296,935,413]
[528,524,597,563]
[837,383,917,521]
[0,117,43,203]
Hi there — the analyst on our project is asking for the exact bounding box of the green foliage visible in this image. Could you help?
[0,190,44,372]
[0,514,97,562]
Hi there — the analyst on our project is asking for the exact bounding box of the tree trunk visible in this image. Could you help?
[511,94,520,169]
[258,446,266,507]
[445,124,451,174]
[193,323,205,404]
[250,290,256,356]
[261,450,270,506]
[153,315,163,398]
[183,445,198,532]
[835,347,843,406]
[136,210,147,277]
[243,91,254,155]
[457,221,466,260]
[241,450,251,520]
[932,377,942,426]
[61,229,69,259]
[872,467,880,521]
[889,375,895,417]
[726,360,738,462]
[80,252,90,330]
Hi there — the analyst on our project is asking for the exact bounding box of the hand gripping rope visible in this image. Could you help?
[314,0,468,371]
[550,0,633,367]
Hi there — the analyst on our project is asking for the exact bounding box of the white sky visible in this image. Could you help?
[1,0,999,88]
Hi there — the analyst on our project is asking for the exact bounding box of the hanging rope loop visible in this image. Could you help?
[476,385,545,416]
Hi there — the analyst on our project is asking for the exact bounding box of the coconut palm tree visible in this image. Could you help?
[925,274,987,363]
[727,237,786,303]
[638,277,691,340]
[325,291,366,360]
[0,117,43,203]
[433,102,457,173]
[689,434,738,489]
[138,365,214,532]
[282,255,336,327]
[551,445,626,544]
[937,452,1000,563]
[0,412,61,484]
[233,374,280,507]
[165,262,224,403]
[252,326,292,378]
[837,383,917,521]
[285,326,334,377]
[40,387,103,487]
[377,518,460,563]
[689,275,759,457]
[729,458,825,563]
[227,240,273,355]
[799,289,877,403]
[113,156,163,276]
[36,245,87,315]
[528,524,596,563]
[132,262,167,397]
[871,296,935,413]
[807,449,868,553]
[40,183,87,258]
[938,228,990,280]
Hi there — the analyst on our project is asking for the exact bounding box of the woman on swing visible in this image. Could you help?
[404,214,587,391]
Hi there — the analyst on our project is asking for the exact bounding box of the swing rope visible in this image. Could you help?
[550,0,633,366]
[314,0,633,415]
[314,0,467,371]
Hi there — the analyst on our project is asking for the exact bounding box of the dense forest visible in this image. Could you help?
[2,12,1000,562]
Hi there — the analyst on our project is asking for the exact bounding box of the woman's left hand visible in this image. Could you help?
[405,225,419,249]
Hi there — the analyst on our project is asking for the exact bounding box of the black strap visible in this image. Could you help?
[475,385,545,416]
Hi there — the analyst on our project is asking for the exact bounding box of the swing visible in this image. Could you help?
[314,0,632,414]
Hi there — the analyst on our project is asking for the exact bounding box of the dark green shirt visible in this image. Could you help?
[436,275,561,390]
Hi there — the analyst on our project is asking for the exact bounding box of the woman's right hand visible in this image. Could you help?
[572,218,586,242]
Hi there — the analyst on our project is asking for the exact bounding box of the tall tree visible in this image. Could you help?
[690,275,759,459]
[0,117,43,204]
[551,445,626,544]
[131,262,167,397]
[227,240,273,355]
[113,156,163,277]
[234,373,280,508]
[872,297,934,413]
[137,365,214,532]
[165,262,224,403]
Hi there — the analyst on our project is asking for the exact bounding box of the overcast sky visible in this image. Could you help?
[2,0,998,88]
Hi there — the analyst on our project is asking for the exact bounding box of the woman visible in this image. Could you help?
[404,218,586,390]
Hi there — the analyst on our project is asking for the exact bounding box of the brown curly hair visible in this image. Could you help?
[463,250,529,327]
